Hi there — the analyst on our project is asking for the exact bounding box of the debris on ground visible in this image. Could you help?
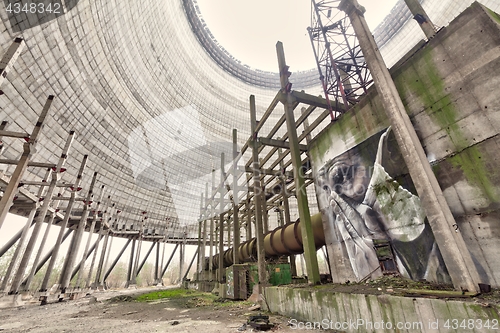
[108,295,134,303]
[248,313,275,331]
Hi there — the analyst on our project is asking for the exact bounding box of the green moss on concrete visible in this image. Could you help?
[399,48,469,150]
[487,8,500,24]
[396,47,499,204]
[449,147,500,203]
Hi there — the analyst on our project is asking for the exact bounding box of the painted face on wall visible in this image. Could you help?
[320,155,370,203]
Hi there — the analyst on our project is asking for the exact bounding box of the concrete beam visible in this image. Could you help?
[258,137,308,152]
[0,38,24,87]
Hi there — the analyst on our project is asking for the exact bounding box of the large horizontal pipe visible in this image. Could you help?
[205,213,325,270]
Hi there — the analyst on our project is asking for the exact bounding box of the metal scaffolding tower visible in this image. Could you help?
[308,0,373,121]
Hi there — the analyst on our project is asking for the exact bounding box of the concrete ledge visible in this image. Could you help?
[264,286,500,332]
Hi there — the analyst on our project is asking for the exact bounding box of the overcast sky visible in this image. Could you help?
[197,0,399,71]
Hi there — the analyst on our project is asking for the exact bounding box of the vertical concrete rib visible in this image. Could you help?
[339,0,480,292]
[41,156,88,291]
[403,0,437,39]
[276,42,320,285]
[0,96,53,231]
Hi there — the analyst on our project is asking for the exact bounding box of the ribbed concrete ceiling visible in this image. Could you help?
[1,0,493,239]
[1,0,307,239]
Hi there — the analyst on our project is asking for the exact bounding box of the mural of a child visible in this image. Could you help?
[316,127,451,283]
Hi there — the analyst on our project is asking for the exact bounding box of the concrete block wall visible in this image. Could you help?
[309,2,500,287]
[265,286,500,333]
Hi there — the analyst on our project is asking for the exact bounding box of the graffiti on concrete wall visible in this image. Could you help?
[315,127,451,283]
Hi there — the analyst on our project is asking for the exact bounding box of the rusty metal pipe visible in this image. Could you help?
[205,213,324,270]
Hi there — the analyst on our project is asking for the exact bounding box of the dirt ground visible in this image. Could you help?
[0,286,333,333]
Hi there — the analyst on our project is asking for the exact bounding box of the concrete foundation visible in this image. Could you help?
[264,286,500,333]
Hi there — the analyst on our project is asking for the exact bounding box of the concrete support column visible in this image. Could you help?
[131,235,143,285]
[183,247,198,281]
[0,121,8,155]
[59,171,98,292]
[0,96,53,231]
[179,242,185,283]
[137,241,156,276]
[339,0,481,292]
[86,195,111,288]
[403,0,437,39]
[95,199,114,287]
[201,183,209,275]
[250,95,267,291]
[94,230,110,287]
[85,225,102,288]
[196,192,204,275]
[0,38,24,87]
[154,241,160,283]
[277,42,320,285]
[76,185,104,288]
[21,229,73,289]
[0,205,37,291]
[1,168,51,291]
[246,199,252,241]
[227,216,231,248]
[103,238,130,283]
[10,130,75,294]
[218,153,225,284]
[101,235,114,284]
[41,155,88,291]
[161,243,179,278]
[261,187,269,233]
[301,108,333,280]
[209,170,215,281]
[278,145,292,227]
[232,129,241,265]
[22,210,57,291]
[159,236,167,284]
[0,218,32,258]
[69,235,103,282]
[126,239,136,286]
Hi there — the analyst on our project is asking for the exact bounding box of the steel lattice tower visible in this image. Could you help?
[308,0,373,121]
